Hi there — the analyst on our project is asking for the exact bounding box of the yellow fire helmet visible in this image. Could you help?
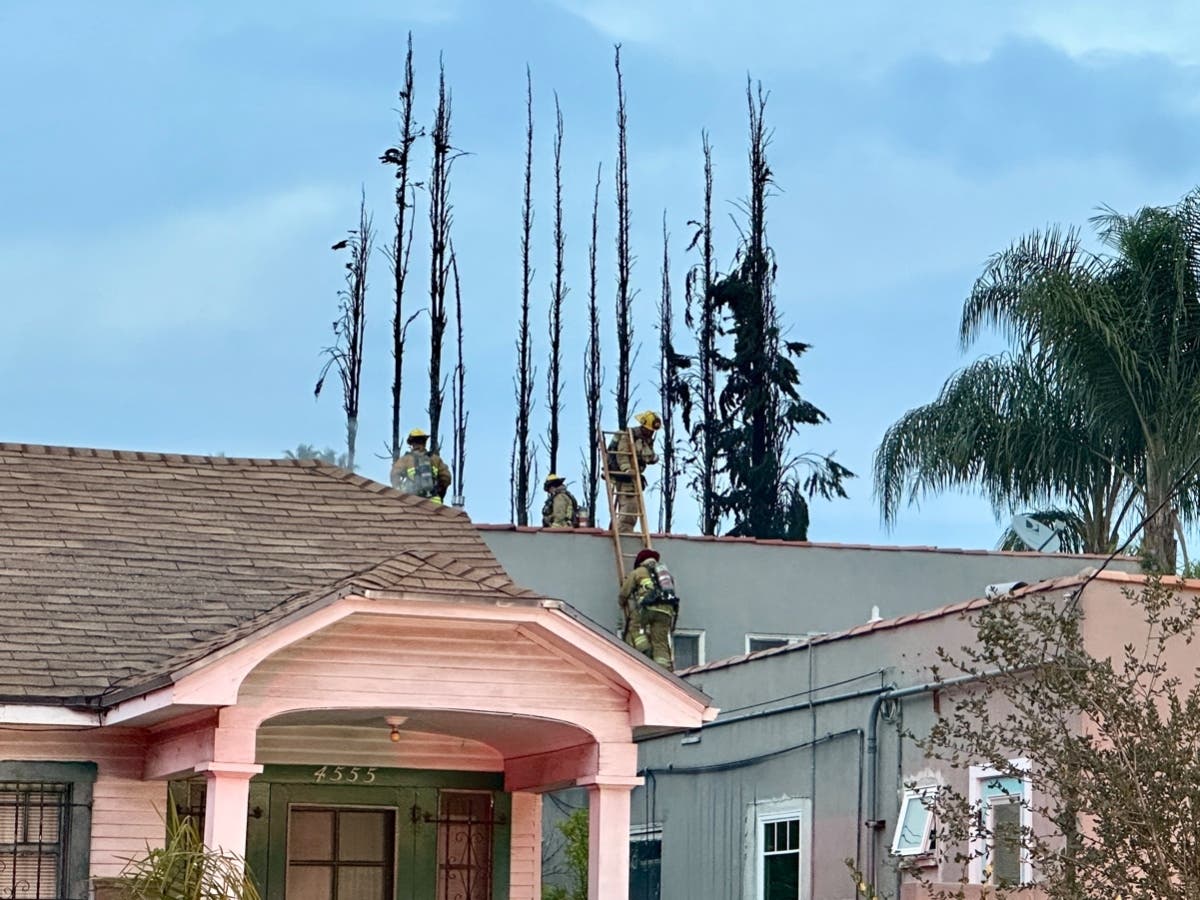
[544,473,566,488]
[635,410,662,431]
[407,428,429,443]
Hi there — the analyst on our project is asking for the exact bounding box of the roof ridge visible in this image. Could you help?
[307,465,472,519]
[0,441,323,468]
[102,550,542,697]
[473,522,1137,561]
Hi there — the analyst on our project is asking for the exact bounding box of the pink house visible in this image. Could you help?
[0,443,715,899]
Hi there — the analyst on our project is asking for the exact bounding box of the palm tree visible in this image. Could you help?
[283,444,353,470]
[876,191,1200,570]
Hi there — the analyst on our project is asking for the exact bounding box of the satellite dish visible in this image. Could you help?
[1010,515,1063,553]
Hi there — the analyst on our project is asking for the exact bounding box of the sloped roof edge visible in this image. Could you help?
[679,568,1178,676]
[475,523,1137,560]
[100,550,549,701]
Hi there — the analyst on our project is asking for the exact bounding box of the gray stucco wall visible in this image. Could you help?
[480,526,1137,664]
[632,605,983,900]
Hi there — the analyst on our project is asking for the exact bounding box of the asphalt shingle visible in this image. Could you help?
[0,443,534,704]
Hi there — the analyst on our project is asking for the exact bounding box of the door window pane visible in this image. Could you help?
[287,807,393,900]
[337,866,385,899]
[287,864,332,900]
[290,810,335,861]
[338,812,390,862]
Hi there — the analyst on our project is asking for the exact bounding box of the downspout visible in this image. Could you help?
[863,671,1001,887]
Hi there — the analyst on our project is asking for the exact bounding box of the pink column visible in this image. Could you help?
[583,777,640,900]
[196,761,262,860]
[508,792,543,900]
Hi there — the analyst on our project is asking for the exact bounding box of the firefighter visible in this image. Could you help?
[390,429,452,503]
[619,547,679,670]
[541,474,579,528]
[609,410,661,532]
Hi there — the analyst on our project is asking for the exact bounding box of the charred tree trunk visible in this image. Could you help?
[450,249,467,507]
[511,67,536,525]
[546,94,567,474]
[381,32,421,461]
[696,134,718,534]
[658,211,678,532]
[744,83,773,537]
[315,191,373,473]
[613,44,634,428]
[583,162,604,524]
[427,58,455,454]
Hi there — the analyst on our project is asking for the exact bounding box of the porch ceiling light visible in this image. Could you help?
[386,715,408,743]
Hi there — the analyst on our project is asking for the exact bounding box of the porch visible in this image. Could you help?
[106,580,714,899]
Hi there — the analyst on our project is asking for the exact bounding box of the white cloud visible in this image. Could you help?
[551,0,1200,71]
[0,185,345,348]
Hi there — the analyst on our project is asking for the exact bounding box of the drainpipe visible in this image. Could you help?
[863,671,1000,887]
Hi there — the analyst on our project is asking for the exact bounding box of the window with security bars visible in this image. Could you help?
[0,783,68,900]
[436,791,494,900]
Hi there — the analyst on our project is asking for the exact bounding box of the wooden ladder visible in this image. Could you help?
[598,428,653,584]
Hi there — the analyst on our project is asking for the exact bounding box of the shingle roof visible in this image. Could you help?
[0,443,528,703]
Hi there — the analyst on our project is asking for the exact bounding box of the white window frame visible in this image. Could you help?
[890,787,937,857]
[672,629,706,667]
[742,797,811,900]
[745,633,804,654]
[968,758,1032,885]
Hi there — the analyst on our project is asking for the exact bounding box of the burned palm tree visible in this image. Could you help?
[684,133,719,535]
[613,44,634,428]
[449,249,468,506]
[658,211,688,532]
[315,192,373,472]
[379,31,423,461]
[583,163,604,522]
[427,56,462,454]
[546,94,567,473]
[511,67,536,525]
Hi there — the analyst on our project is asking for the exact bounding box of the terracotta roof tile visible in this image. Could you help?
[0,443,517,703]
[677,578,1082,676]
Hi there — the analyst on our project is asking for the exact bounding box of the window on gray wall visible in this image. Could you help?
[0,762,95,900]
[746,634,803,654]
[629,827,661,900]
[672,631,704,669]
[746,798,809,900]
[760,816,801,899]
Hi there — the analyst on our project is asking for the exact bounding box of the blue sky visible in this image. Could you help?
[3,1,1199,550]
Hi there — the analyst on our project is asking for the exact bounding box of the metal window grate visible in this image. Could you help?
[0,783,71,900]
[435,792,495,900]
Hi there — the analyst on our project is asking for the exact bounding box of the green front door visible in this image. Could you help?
[242,766,510,900]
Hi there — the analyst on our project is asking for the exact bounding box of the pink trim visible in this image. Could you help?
[508,793,542,900]
[142,595,712,731]
[201,763,260,860]
[586,781,634,900]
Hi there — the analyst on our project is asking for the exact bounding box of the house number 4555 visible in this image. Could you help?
[313,766,377,784]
